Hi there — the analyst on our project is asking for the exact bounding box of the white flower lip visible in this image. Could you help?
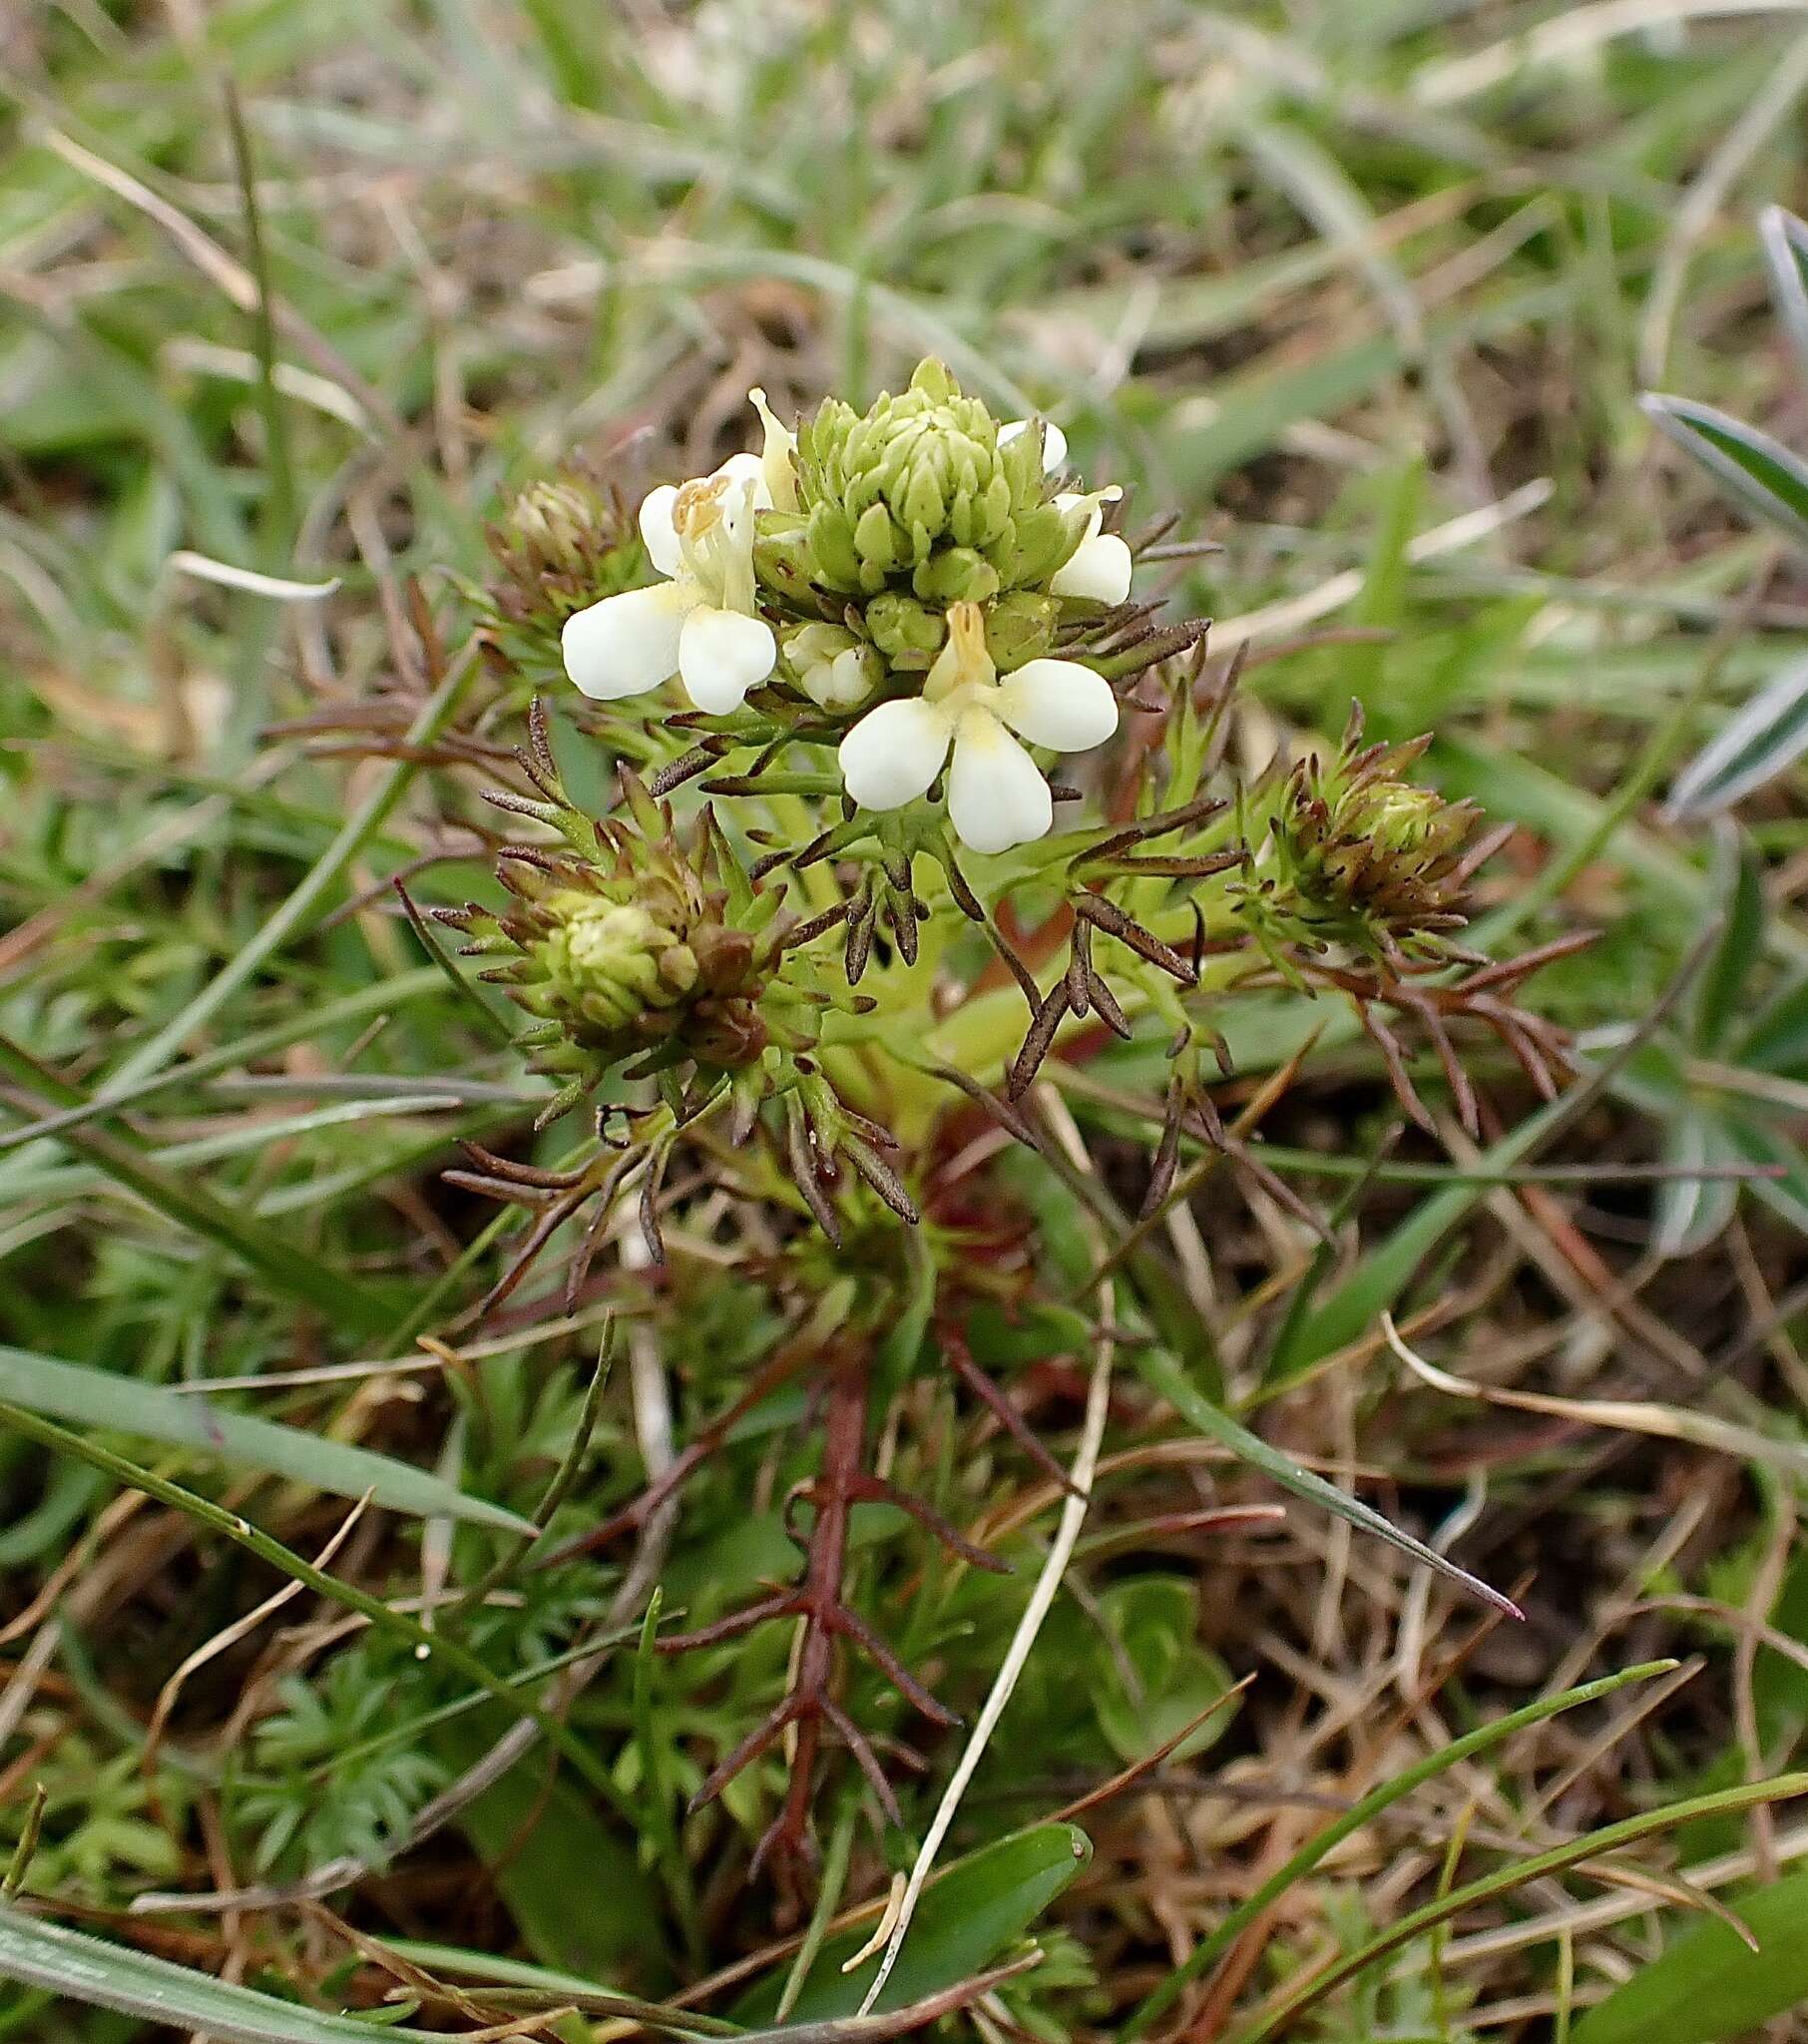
[835,601,1118,854]
[1050,489,1131,604]
[562,410,785,715]
[998,415,1069,473]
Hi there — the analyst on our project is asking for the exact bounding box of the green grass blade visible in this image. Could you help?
[1122,1660,1679,2039]
[0,1900,448,2044]
[1233,1775,1808,2044]
[0,1403,636,1827]
[0,1345,530,1532]
[0,1035,402,1335]
[1665,652,1808,820]
[1641,394,1808,552]
[91,647,479,1104]
[1759,205,1808,386]
[0,1899,724,2043]
[1130,1349,1520,1619]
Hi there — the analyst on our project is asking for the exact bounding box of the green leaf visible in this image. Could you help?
[1573,1869,1808,2044]
[1665,654,1808,821]
[732,1823,1091,2025]
[1094,1578,1236,1765]
[0,1901,448,2044]
[1652,1105,1740,1261]
[1760,205,1808,389]
[1640,394,1808,553]
[1130,1346,1518,1618]
[1739,968,1808,1075]
[0,1345,531,1532]
[435,1721,664,1983]
[1721,1110,1808,1238]
[1693,843,1766,1053]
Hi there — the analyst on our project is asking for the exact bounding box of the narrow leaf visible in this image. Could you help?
[1666,654,1808,821]
[1760,205,1808,389]
[1694,843,1766,1052]
[0,1346,529,1532]
[0,1902,446,2044]
[1122,1660,1678,2039]
[1641,394,1808,553]
[1237,1774,1808,2044]
[1130,1346,1518,1617]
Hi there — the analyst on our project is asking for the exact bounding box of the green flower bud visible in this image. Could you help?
[752,513,819,604]
[793,359,1049,596]
[983,591,1062,670]
[911,546,1001,606]
[532,893,697,1035]
[865,592,948,668]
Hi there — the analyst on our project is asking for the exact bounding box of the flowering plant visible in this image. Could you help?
[421,360,1573,1886]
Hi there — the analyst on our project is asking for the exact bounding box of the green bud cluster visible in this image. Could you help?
[753,359,1093,674]
[437,745,788,1123]
[1236,715,1486,963]
[476,467,649,680]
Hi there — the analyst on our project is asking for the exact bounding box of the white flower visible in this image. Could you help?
[998,416,1068,472]
[747,386,799,513]
[784,623,880,710]
[998,419,1132,602]
[1050,487,1132,604]
[561,451,775,715]
[837,600,1118,854]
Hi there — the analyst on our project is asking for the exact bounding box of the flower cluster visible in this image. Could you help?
[1232,710,1502,970]
[556,359,1140,854]
[435,708,808,1125]
[473,464,648,682]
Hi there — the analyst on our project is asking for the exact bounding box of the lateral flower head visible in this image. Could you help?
[561,450,777,715]
[836,600,1119,854]
[1239,710,1491,964]
[477,466,648,680]
[435,716,797,1122]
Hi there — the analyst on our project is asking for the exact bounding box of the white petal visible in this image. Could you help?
[827,646,877,708]
[638,485,682,577]
[993,658,1121,752]
[837,698,954,810]
[677,604,775,713]
[712,449,773,512]
[947,711,1053,852]
[748,386,799,513]
[1000,417,1068,473]
[562,581,690,700]
[1050,531,1133,603]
